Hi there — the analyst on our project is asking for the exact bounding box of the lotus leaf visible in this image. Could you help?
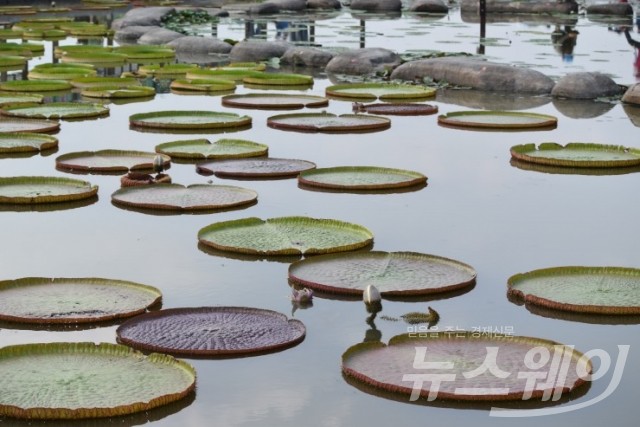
[170,78,236,92]
[116,306,305,356]
[222,93,329,110]
[0,118,59,133]
[56,150,170,173]
[0,176,98,204]
[438,111,558,129]
[81,86,156,99]
[1,102,109,120]
[156,138,268,160]
[0,79,72,92]
[129,110,252,130]
[326,83,436,100]
[353,102,439,116]
[267,112,390,133]
[0,132,57,153]
[198,216,374,256]
[0,342,195,419]
[342,332,590,401]
[298,166,427,190]
[111,183,258,211]
[0,277,161,324]
[242,72,314,86]
[196,157,316,178]
[510,143,640,168]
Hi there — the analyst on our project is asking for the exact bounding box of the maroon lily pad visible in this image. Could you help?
[352,102,439,116]
[196,157,316,179]
[56,150,170,174]
[0,118,60,134]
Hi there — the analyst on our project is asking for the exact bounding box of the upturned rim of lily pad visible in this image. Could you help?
[0,277,162,324]
[0,132,58,153]
[170,78,237,92]
[198,216,374,256]
[112,45,176,59]
[185,68,263,81]
[116,306,306,357]
[138,63,199,76]
[69,76,142,89]
[61,51,127,64]
[326,83,436,100]
[0,93,44,107]
[0,79,72,92]
[437,110,558,129]
[0,102,109,120]
[0,176,98,204]
[354,102,439,116]
[28,67,97,80]
[81,85,156,99]
[221,93,329,110]
[0,118,60,133]
[298,166,427,190]
[0,342,195,419]
[510,142,640,168]
[267,112,391,133]
[56,150,170,173]
[508,266,640,315]
[242,72,314,86]
[156,138,268,160]
[129,110,252,130]
[196,157,316,178]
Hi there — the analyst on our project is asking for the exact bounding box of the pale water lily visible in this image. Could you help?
[363,284,382,314]
[291,287,313,304]
[153,155,165,174]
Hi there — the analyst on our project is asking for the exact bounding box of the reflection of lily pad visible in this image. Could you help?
[342,333,590,401]
[242,72,313,86]
[170,78,236,92]
[0,80,72,92]
[81,86,156,99]
[354,102,438,115]
[111,183,258,211]
[116,307,305,357]
[56,150,170,173]
[298,166,427,190]
[1,102,109,120]
[0,277,161,324]
[130,110,252,130]
[196,157,316,178]
[438,111,558,129]
[0,132,57,153]
[222,93,328,110]
[267,112,390,133]
[326,83,436,100]
[198,216,374,256]
[0,176,98,204]
[508,266,640,315]
[0,118,60,133]
[156,138,268,160]
[0,342,195,419]
[510,143,640,168]
[289,251,476,296]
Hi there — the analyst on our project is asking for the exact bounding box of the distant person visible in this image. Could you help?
[551,25,579,63]
[623,26,640,78]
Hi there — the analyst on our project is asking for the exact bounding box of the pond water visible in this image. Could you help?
[1,2,640,427]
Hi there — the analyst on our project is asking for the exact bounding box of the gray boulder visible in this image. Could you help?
[586,3,633,16]
[248,2,282,14]
[138,28,185,45]
[229,40,292,62]
[409,0,449,14]
[112,7,174,29]
[390,57,555,94]
[307,0,342,9]
[273,0,308,10]
[167,36,232,55]
[281,46,334,67]
[622,83,640,105]
[325,48,401,76]
[551,72,622,99]
[350,0,402,12]
[460,0,577,14]
[114,25,158,42]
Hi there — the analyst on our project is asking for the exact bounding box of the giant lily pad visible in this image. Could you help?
[138,63,199,77]
[28,65,97,80]
[326,83,436,100]
[508,266,640,315]
[198,216,374,256]
[0,93,44,106]
[298,166,427,190]
[129,111,252,130]
[111,183,258,211]
[222,93,329,110]
[70,76,141,89]
[0,342,195,419]
[0,277,161,324]
[1,102,109,120]
[342,333,590,401]
[81,86,156,99]
[56,150,170,173]
[438,111,558,129]
[0,132,57,153]
[0,118,59,133]
[112,45,176,60]
[242,72,313,86]
[353,102,439,116]
[170,78,236,93]
[267,112,390,133]
[156,138,268,160]
[510,143,640,168]
[116,307,305,356]
[0,80,72,92]
[61,51,127,64]
[186,69,262,81]
[289,251,476,297]
[0,55,26,71]
[196,157,316,179]
[0,176,98,204]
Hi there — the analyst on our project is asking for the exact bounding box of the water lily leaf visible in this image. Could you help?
[0,176,98,204]
[0,277,161,324]
[112,45,176,60]
[198,216,374,256]
[1,102,109,120]
[81,85,156,99]
[298,166,427,190]
[0,93,44,107]
[69,76,142,89]
[326,83,436,100]
[0,132,57,153]
[112,183,257,211]
[28,65,97,80]
[222,93,328,110]
[0,118,60,133]
[156,138,268,160]
[242,72,314,86]
[438,111,558,129]
[508,266,640,315]
[56,150,170,173]
[289,251,475,297]
[0,55,26,71]
[342,332,590,401]
[196,157,315,179]
[186,68,263,81]
[218,62,266,71]
[129,110,252,130]
[170,78,236,92]
[138,63,199,77]
[0,342,195,419]
[0,79,72,92]
[61,51,127,64]
[267,112,390,133]
[510,143,640,168]
[353,102,438,115]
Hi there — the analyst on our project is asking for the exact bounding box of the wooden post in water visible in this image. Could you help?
[359,20,365,48]
[478,0,486,54]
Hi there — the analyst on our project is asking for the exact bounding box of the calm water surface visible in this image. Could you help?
[0,3,639,427]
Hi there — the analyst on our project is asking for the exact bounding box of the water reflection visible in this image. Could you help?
[436,88,551,110]
[509,158,640,176]
[551,98,615,119]
[0,195,98,212]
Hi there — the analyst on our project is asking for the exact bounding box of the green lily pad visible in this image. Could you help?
[0,132,57,153]
[196,157,316,178]
[353,102,439,115]
[0,93,44,106]
[0,342,195,419]
[112,183,258,211]
[342,333,590,401]
[0,55,27,71]
[326,83,436,100]
[218,62,266,71]
[221,93,329,110]
[185,68,262,82]
[170,78,236,93]
[510,143,640,168]
[156,138,268,160]
[0,118,59,133]
[0,176,98,204]
[22,29,67,40]
[70,76,142,89]
[198,216,374,256]
[129,110,252,130]
[1,102,109,120]
[112,45,176,60]
[0,29,24,39]
[267,112,390,133]
[508,266,640,315]
[81,85,156,99]
[0,79,72,92]
[61,51,127,64]
[28,65,97,80]
[298,166,427,190]
[56,150,170,173]
[0,277,161,324]
[138,63,199,77]
[289,251,476,297]
[117,307,305,357]
[438,111,558,129]
[242,72,314,86]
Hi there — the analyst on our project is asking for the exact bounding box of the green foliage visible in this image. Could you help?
[161,9,218,35]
